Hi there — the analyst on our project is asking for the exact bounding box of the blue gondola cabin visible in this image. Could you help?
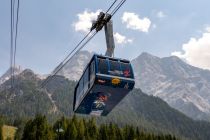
[73,54,135,116]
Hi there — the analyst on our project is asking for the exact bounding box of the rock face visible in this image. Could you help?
[57,51,93,81]
[132,52,210,121]
[0,66,23,85]
[0,68,62,117]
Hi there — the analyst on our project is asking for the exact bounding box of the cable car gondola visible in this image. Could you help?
[40,1,134,116]
[73,10,135,116]
[73,54,135,116]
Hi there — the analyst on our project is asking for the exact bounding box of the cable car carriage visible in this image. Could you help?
[73,54,135,116]
[73,12,135,116]
[40,3,134,116]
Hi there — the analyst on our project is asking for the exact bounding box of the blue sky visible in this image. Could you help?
[1,0,210,75]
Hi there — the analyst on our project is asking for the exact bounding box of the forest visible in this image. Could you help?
[0,115,178,140]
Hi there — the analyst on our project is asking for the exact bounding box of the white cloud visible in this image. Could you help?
[122,12,151,33]
[114,32,133,44]
[73,10,101,33]
[171,29,210,70]
[157,11,166,18]
[206,27,210,32]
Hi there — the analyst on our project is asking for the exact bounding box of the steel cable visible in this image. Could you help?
[40,0,126,88]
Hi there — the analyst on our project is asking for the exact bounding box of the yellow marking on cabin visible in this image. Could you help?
[112,78,121,85]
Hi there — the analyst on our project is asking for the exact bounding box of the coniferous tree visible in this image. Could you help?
[99,124,108,140]
[115,125,124,140]
[147,134,153,140]
[14,117,28,140]
[108,123,117,140]
[21,115,54,140]
[87,118,98,140]
[81,119,89,140]
[139,130,147,140]
[77,119,85,140]
[123,125,130,140]
[65,121,78,140]
[0,117,3,140]
[53,116,68,140]
[135,127,140,139]
[128,126,135,140]
[0,124,3,140]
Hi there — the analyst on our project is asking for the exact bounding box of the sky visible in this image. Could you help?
[0,0,210,76]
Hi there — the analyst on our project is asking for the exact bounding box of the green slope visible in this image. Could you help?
[0,71,210,140]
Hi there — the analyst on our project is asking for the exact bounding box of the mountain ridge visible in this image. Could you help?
[1,69,210,140]
[0,66,23,85]
[49,50,210,121]
[132,52,210,121]
[1,51,210,121]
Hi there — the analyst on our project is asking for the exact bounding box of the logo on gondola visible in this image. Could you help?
[109,70,123,75]
[111,78,121,85]
[123,70,130,77]
[94,100,105,109]
[98,79,106,84]
[124,83,129,89]
[99,95,108,102]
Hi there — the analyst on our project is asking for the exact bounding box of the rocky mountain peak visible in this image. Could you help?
[132,53,210,121]
[0,65,23,85]
[20,69,34,77]
[133,52,160,63]
[57,50,93,81]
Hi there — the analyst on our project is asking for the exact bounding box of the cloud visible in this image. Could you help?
[122,12,151,32]
[114,32,133,44]
[171,29,210,70]
[206,27,210,32]
[73,10,101,33]
[157,11,166,18]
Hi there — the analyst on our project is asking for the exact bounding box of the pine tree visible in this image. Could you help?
[99,124,108,140]
[13,117,28,140]
[87,118,98,140]
[128,126,135,140]
[21,115,54,140]
[65,122,78,140]
[123,125,130,140]
[77,119,85,140]
[71,115,79,128]
[53,116,68,140]
[0,124,3,140]
[115,125,124,140]
[108,123,117,140]
[0,117,3,140]
[83,119,91,140]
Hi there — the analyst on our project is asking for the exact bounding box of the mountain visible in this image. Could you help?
[0,66,23,85]
[57,51,93,81]
[0,69,57,118]
[55,51,210,121]
[132,52,210,121]
[1,69,210,140]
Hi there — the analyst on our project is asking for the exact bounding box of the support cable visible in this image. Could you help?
[40,0,126,88]
[10,0,20,90]
[10,0,14,89]
[111,0,126,16]
[40,31,97,88]
[105,0,117,13]
[13,0,20,87]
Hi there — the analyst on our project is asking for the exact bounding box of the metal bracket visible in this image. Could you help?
[90,12,115,57]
